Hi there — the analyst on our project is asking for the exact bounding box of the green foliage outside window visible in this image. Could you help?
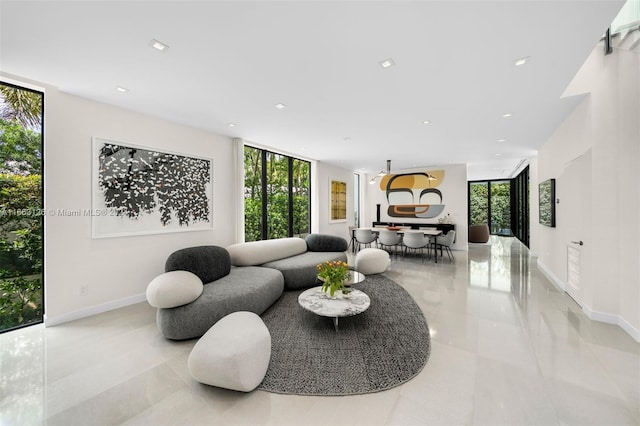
[469,180,512,235]
[0,84,43,332]
[244,146,310,241]
[469,182,488,225]
[490,182,511,234]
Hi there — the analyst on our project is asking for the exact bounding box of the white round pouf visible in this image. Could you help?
[355,248,390,275]
[188,311,271,392]
[146,270,203,308]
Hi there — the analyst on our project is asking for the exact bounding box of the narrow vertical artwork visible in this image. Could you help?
[330,179,347,222]
[92,137,213,237]
[538,178,556,227]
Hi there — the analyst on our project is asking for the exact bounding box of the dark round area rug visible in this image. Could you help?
[257,274,431,396]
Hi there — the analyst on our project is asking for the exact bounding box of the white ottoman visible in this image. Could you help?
[355,248,390,275]
[188,311,271,392]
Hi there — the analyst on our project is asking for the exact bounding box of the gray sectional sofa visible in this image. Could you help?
[148,234,347,340]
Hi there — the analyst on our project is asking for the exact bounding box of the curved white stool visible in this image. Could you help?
[188,311,271,392]
[355,248,390,275]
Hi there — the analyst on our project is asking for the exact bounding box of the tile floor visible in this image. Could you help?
[1,237,639,425]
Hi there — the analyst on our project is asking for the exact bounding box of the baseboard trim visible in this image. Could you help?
[535,260,640,343]
[581,304,618,324]
[536,259,566,291]
[44,293,147,327]
[618,317,640,343]
[581,304,640,343]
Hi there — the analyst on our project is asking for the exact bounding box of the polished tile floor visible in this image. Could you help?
[2,237,639,425]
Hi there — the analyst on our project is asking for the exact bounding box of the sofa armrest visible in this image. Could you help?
[146,270,204,308]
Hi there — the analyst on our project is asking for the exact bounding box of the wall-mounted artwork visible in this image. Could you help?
[329,178,347,222]
[92,137,213,238]
[379,170,445,218]
[539,178,556,227]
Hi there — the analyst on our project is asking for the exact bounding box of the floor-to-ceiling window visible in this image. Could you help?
[468,166,530,247]
[511,166,529,247]
[0,81,44,333]
[243,145,310,241]
[469,181,489,226]
[469,179,512,236]
[490,180,512,236]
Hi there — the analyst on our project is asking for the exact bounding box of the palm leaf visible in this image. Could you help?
[0,85,43,129]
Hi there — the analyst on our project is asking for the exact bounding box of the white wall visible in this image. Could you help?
[534,41,640,341]
[0,74,238,325]
[315,162,353,242]
[363,164,468,251]
[2,74,363,324]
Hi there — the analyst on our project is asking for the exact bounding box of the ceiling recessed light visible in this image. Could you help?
[115,86,129,93]
[274,103,287,109]
[422,120,431,125]
[502,113,512,118]
[514,56,529,66]
[150,39,169,52]
[497,139,506,142]
[227,123,236,127]
[379,58,395,68]
[495,153,502,156]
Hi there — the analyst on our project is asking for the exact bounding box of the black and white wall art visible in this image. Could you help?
[92,137,213,238]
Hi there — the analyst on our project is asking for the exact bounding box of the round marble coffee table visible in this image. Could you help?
[298,286,370,331]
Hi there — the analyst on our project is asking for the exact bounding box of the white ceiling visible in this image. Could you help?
[0,0,625,180]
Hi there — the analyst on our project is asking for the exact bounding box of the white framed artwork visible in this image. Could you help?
[91,136,213,238]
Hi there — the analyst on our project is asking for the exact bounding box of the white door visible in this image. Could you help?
[567,245,581,303]
[562,150,591,305]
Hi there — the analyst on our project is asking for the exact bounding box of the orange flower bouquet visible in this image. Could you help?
[316,260,350,297]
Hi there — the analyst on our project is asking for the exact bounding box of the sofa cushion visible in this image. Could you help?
[165,246,231,283]
[146,270,203,308]
[262,251,347,290]
[305,234,348,252]
[156,266,284,340]
[227,237,307,266]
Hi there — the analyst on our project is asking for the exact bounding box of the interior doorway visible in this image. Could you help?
[562,150,592,306]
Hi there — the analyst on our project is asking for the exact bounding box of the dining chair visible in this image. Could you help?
[402,232,430,263]
[347,226,357,253]
[355,228,377,251]
[432,230,456,262]
[377,229,402,258]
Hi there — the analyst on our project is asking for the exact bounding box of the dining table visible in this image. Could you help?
[354,227,444,263]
